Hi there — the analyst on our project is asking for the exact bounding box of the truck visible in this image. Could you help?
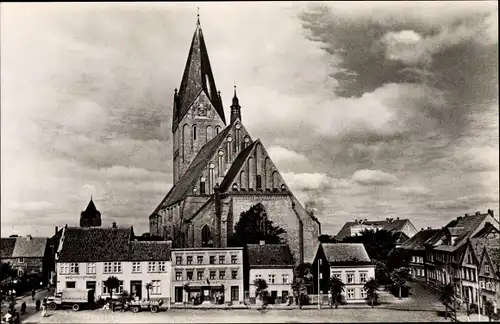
[47,288,95,311]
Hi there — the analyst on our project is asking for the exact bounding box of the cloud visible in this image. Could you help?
[395,185,431,196]
[352,169,398,186]
[382,30,428,65]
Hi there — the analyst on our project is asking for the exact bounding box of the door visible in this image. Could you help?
[175,287,183,303]
[282,291,289,304]
[270,291,277,304]
[86,281,96,292]
[130,281,142,300]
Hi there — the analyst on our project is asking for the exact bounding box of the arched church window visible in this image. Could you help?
[193,125,197,141]
[244,136,250,149]
[256,175,262,190]
[206,126,212,143]
[202,225,212,247]
[281,184,287,191]
[232,183,238,191]
[227,136,233,163]
[200,177,206,195]
[182,124,189,161]
[272,171,278,190]
[240,170,246,190]
[218,150,224,176]
[248,157,254,189]
[216,126,221,135]
[209,163,215,194]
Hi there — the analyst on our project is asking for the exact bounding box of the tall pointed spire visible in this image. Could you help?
[230,84,241,124]
[172,13,226,132]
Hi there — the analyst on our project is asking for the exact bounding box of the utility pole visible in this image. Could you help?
[317,258,321,309]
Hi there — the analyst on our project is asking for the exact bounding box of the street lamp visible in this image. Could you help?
[317,259,322,310]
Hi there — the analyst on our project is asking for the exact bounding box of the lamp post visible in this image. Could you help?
[317,259,321,309]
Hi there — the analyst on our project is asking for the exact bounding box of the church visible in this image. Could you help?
[149,16,321,265]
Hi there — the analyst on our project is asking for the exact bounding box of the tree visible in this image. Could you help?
[342,229,398,262]
[253,278,268,309]
[374,261,391,286]
[1,263,16,281]
[328,276,345,309]
[145,282,152,301]
[386,248,411,272]
[390,267,411,299]
[231,204,286,247]
[291,263,313,308]
[484,299,495,322]
[318,234,338,244]
[438,283,455,319]
[104,276,120,312]
[363,278,379,308]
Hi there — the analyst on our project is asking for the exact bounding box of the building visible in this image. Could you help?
[321,243,375,303]
[398,228,439,281]
[247,242,294,304]
[80,197,102,227]
[148,16,320,265]
[1,235,51,283]
[56,225,172,302]
[335,218,418,241]
[171,247,244,304]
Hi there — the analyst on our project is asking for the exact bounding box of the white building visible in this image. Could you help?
[55,225,172,302]
[321,243,375,303]
[247,242,294,304]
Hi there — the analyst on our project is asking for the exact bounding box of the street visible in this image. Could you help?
[1,289,49,322]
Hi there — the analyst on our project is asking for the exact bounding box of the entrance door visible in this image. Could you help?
[130,281,142,300]
[86,281,96,292]
[175,287,183,303]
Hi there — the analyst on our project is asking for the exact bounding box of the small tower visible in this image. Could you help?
[230,85,241,124]
[80,196,102,227]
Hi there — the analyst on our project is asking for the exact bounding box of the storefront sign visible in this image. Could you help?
[63,275,96,280]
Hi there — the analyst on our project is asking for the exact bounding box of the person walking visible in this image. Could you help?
[20,302,26,315]
[35,299,41,311]
[41,301,47,318]
[31,289,36,301]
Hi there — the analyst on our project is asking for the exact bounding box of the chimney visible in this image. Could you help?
[427,227,432,230]
[27,234,32,240]
[487,209,494,217]
[55,226,58,235]
[396,217,400,220]
[112,222,117,229]
[260,240,265,246]
[476,211,481,216]
[464,213,469,217]
[457,216,463,220]
[421,228,424,231]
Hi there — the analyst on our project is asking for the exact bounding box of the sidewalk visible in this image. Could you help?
[456,313,499,322]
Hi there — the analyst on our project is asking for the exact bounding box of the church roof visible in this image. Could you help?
[173,18,225,131]
[219,140,259,192]
[84,199,99,214]
[152,126,232,213]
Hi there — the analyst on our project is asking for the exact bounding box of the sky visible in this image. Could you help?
[1,2,498,238]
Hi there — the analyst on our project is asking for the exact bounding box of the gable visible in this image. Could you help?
[183,91,225,126]
[461,242,478,267]
[479,248,498,279]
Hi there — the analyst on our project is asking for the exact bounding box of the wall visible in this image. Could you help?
[329,265,375,302]
[56,261,172,302]
[249,267,293,299]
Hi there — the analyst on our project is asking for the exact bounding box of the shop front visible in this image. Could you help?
[184,284,226,304]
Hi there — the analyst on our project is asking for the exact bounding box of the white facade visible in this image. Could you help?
[249,267,293,301]
[56,260,172,302]
[330,264,375,302]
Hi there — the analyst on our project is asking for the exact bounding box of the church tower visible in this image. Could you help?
[172,15,226,184]
[80,197,102,227]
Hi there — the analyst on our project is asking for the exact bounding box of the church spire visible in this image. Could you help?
[172,13,226,132]
[230,84,241,124]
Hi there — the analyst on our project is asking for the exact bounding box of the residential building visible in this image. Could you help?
[247,241,294,304]
[335,218,418,241]
[148,16,320,266]
[171,247,244,304]
[321,243,375,303]
[398,228,439,281]
[1,235,51,283]
[56,225,172,302]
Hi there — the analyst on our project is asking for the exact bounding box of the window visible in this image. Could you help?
[219,256,225,264]
[200,178,206,195]
[347,273,354,284]
[485,265,490,274]
[268,274,275,284]
[333,272,341,279]
[69,263,79,274]
[117,281,124,294]
[197,256,203,264]
[231,286,239,301]
[359,273,367,283]
[256,175,262,189]
[151,280,161,295]
[219,270,226,280]
[282,274,289,284]
[187,256,193,265]
[158,261,166,272]
[18,258,24,263]
[60,263,69,274]
[481,281,485,288]
[255,274,262,280]
[360,288,366,299]
[66,281,76,289]
[210,256,216,264]
[176,272,182,281]
[87,263,96,274]
[202,225,212,247]
[231,255,237,264]
[347,289,355,300]
[176,256,182,265]
[112,262,122,273]
[103,280,123,294]
[193,125,197,142]
[197,271,204,280]
[218,150,224,175]
[187,271,193,280]
[148,262,157,273]
[468,254,472,264]
[210,271,216,280]
[232,270,238,280]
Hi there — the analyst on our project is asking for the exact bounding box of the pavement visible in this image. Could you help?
[1,289,50,322]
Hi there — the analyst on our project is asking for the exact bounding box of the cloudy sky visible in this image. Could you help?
[1,2,498,238]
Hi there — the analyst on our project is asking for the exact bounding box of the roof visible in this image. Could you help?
[83,198,99,214]
[335,219,409,240]
[322,243,371,264]
[219,140,259,192]
[246,244,294,268]
[128,241,171,261]
[399,229,439,250]
[469,238,488,263]
[473,222,500,238]
[58,227,133,262]
[1,238,17,258]
[152,126,232,213]
[11,237,47,258]
[173,19,225,131]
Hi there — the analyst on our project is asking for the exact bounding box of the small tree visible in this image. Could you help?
[291,263,313,308]
[328,276,345,309]
[104,276,120,312]
[484,299,495,322]
[253,279,268,309]
[145,282,152,301]
[438,283,455,319]
[390,267,411,299]
[363,278,379,307]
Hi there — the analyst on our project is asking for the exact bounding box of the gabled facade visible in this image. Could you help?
[335,218,418,241]
[476,242,499,314]
[149,17,320,266]
[398,228,439,281]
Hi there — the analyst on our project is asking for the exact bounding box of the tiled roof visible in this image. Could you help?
[399,229,439,250]
[473,222,500,238]
[1,238,17,258]
[128,241,171,261]
[152,126,232,213]
[58,227,133,262]
[322,243,371,264]
[447,227,464,236]
[246,244,294,268]
[11,237,47,258]
[219,140,258,192]
[469,238,488,262]
[484,240,500,268]
[335,219,409,240]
